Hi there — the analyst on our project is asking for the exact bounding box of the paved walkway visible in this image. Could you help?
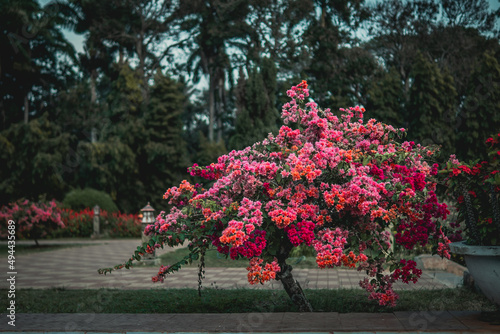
[1,239,498,333]
[1,311,500,333]
[0,239,456,290]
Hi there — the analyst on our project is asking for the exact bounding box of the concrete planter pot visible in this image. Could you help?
[449,241,500,305]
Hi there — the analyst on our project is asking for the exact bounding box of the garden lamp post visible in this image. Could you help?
[141,202,156,261]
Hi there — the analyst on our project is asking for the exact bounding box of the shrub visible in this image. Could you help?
[53,208,94,238]
[53,207,141,238]
[0,199,65,245]
[62,188,118,213]
[102,81,450,311]
[103,211,141,238]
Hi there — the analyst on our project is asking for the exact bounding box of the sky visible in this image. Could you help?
[38,0,500,57]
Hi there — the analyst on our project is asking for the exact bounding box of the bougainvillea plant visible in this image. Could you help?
[0,199,64,246]
[441,133,500,246]
[99,81,450,311]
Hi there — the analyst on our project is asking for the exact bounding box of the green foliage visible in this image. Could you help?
[0,0,75,128]
[302,13,342,106]
[456,51,500,161]
[140,72,190,209]
[442,132,500,246]
[408,52,457,158]
[108,63,144,117]
[1,287,495,313]
[76,139,138,211]
[230,58,280,150]
[62,188,118,213]
[1,0,499,218]
[195,134,227,167]
[0,115,71,205]
[365,67,405,128]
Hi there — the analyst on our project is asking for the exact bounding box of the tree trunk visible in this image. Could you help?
[277,263,313,312]
[208,73,215,142]
[90,69,97,106]
[90,69,97,143]
[24,95,29,124]
[216,74,224,143]
[275,236,313,312]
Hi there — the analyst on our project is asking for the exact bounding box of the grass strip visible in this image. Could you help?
[159,247,319,268]
[2,287,496,313]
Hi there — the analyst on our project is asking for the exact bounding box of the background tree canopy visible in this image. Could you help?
[1,0,499,213]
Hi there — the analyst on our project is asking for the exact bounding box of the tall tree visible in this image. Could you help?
[456,51,500,161]
[71,0,180,104]
[0,0,75,128]
[440,0,497,33]
[141,71,190,209]
[229,58,280,150]
[364,66,405,128]
[0,115,72,205]
[76,138,138,211]
[366,0,439,102]
[243,0,314,74]
[302,0,370,106]
[178,0,250,143]
[424,25,499,105]
[408,52,457,158]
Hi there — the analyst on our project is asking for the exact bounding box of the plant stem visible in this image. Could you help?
[275,237,313,312]
[489,184,500,238]
[198,247,206,297]
[277,263,313,312]
[462,185,481,244]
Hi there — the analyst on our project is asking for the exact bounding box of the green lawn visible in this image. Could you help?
[2,287,496,313]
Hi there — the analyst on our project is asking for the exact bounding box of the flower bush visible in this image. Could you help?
[0,199,65,245]
[1,201,141,240]
[55,208,141,238]
[101,81,450,310]
[104,211,141,238]
[441,133,500,246]
[55,207,94,237]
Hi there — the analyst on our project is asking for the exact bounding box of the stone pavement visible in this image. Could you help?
[1,311,500,333]
[0,239,457,290]
[1,239,498,333]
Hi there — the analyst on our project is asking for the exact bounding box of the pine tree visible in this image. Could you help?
[141,72,190,209]
[229,58,280,150]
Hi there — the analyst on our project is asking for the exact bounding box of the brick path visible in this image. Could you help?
[0,239,454,290]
